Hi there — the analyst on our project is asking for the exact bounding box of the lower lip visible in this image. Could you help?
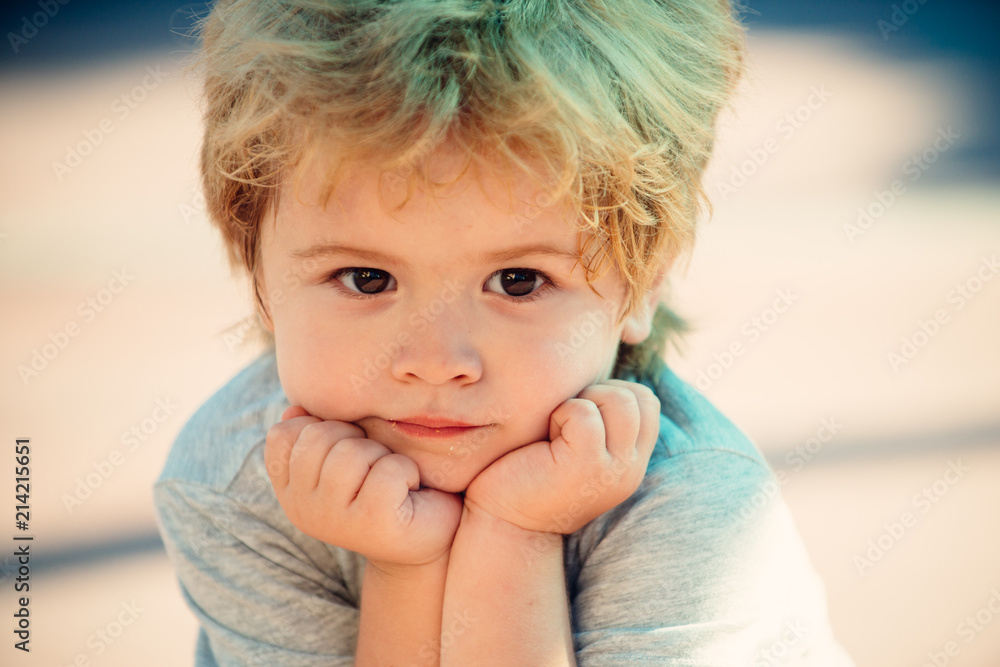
[390,421,483,439]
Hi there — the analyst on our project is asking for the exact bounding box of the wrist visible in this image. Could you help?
[461,497,563,553]
[365,550,450,583]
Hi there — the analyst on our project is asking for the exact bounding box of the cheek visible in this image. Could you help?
[498,335,605,434]
[272,305,361,411]
[273,329,321,408]
[533,320,619,389]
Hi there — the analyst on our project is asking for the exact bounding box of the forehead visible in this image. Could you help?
[270,146,590,255]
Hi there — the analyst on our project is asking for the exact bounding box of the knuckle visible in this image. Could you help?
[621,388,641,410]
[576,384,608,402]
[298,420,327,442]
[335,436,386,460]
[611,383,641,404]
[635,384,659,406]
[265,421,292,448]
[333,436,365,457]
[372,453,409,479]
[644,389,661,408]
[565,397,598,416]
[605,379,657,402]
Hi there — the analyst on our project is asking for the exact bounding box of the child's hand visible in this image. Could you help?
[265,406,464,574]
[464,380,660,535]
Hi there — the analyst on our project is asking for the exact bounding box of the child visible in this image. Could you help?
[155,0,856,664]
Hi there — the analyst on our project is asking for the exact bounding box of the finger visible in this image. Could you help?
[600,380,661,460]
[282,405,311,421]
[601,381,660,496]
[548,398,606,464]
[318,437,392,507]
[607,380,661,459]
[631,384,661,461]
[407,487,463,547]
[576,383,641,460]
[265,415,321,491]
[354,453,421,524]
[288,420,367,493]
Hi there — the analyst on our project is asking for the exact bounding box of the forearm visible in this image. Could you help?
[356,555,450,666]
[440,502,576,666]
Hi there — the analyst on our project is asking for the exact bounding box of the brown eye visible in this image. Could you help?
[329,268,395,297]
[485,268,553,301]
[501,269,537,296]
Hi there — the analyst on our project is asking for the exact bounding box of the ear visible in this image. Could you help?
[620,264,668,345]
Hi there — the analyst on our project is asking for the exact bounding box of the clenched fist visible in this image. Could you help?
[463,379,660,534]
[265,406,464,573]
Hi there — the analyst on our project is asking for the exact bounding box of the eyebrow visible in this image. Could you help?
[290,242,581,268]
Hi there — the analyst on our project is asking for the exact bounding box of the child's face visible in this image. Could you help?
[257,151,654,492]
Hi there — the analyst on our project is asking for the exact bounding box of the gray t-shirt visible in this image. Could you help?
[154,348,855,665]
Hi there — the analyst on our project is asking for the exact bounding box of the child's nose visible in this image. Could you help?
[389,303,483,386]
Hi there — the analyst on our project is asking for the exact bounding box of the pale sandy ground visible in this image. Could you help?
[1,30,999,666]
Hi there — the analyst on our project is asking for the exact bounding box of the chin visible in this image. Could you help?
[413,458,480,494]
[419,471,472,495]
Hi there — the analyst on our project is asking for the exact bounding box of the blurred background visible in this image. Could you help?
[1,0,998,664]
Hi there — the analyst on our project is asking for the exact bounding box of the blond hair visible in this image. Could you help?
[195,0,745,382]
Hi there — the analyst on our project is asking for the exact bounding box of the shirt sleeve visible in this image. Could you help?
[154,450,364,667]
[566,446,856,666]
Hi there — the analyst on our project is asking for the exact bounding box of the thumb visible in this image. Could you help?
[410,487,464,531]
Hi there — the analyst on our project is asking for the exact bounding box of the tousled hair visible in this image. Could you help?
[194,0,746,383]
